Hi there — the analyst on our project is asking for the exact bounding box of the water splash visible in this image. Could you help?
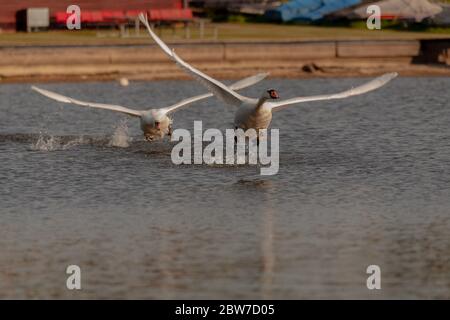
[62,136,85,150]
[31,132,59,151]
[109,119,132,148]
[30,131,86,151]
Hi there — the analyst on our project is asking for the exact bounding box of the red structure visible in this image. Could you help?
[53,9,193,26]
[0,0,185,30]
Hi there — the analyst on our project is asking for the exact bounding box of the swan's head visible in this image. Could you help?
[142,110,166,129]
[141,111,169,142]
[153,114,167,129]
[263,89,280,100]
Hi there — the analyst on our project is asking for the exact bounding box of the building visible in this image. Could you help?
[0,0,185,30]
[190,0,282,15]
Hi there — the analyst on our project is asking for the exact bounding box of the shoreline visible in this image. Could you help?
[1,63,449,84]
[0,39,449,83]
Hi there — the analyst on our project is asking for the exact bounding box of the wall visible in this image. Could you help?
[0,39,449,82]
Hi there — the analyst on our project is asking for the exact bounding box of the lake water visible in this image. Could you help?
[0,76,449,299]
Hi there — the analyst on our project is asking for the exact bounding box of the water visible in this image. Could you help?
[0,77,449,299]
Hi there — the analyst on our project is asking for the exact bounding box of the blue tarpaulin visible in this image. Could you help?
[265,0,362,22]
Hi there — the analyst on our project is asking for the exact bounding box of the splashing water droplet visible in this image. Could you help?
[30,131,86,151]
[31,132,59,151]
[62,136,85,150]
[109,119,132,148]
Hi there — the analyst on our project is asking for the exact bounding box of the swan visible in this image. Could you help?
[31,72,267,141]
[139,13,398,140]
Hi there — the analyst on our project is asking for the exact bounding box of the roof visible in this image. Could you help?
[265,0,362,22]
[353,0,443,22]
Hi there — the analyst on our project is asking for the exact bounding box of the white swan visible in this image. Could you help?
[31,72,267,141]
[139,13,398,139]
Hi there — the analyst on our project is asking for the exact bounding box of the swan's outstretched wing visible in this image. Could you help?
[162,72,269,114]
[32,86,143,117]
[267,73,398,112]
[139,13,256,107]
[228,72,269,91]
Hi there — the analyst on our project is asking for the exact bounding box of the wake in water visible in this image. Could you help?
[30,131,87,151]
[27,119,132,151]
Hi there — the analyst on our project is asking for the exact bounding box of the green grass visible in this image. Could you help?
[214,22,450,40]
[0,22,449,46]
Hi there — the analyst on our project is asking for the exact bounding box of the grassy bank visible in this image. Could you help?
[0,22,449,46]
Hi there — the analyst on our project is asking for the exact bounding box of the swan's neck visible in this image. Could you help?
[256,97,268,109]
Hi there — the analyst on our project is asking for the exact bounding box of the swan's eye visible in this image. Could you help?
[268,90,279,99]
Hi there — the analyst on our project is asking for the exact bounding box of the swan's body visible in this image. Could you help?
[235,101,273,131]
[31,72,267,141]
[139,13,398,137]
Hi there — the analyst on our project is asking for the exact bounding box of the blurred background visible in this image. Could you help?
[0,0,449,36]
[0,1,449,82]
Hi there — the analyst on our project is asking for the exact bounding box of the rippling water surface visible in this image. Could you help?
[1,77,449,299]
